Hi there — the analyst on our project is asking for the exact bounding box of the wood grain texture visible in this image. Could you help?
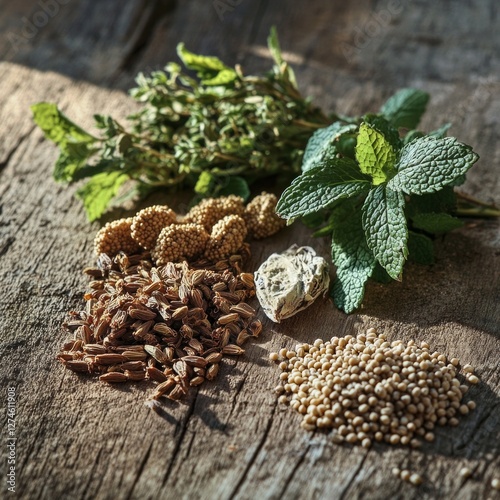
[0,1,498,499]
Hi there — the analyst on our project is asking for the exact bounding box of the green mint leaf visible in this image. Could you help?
[331,201,376,313]
[176,43,237,85]
[388,137,479,195]
[407,187,457,216]
[277,158,371,219]
[411,212,463,234]
[355,122,396,185]
[362,185,408,280]
[363,114,402,151]
[336,133,357,159]
[76,171,129,221]
[301,211,327,230]
[380,88,430,129]
[302,122,356,172]
[32,102,96,147]
[407,231,434,265]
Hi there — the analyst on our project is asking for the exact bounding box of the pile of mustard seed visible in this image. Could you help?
[270,328,478,448]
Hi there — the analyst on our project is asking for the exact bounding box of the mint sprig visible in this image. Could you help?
[277,92,481,313]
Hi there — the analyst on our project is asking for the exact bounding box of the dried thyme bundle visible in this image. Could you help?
[32,28,328,221]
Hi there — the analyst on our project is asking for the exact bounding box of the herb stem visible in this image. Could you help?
[457,207,500,218]
[292,118,331,129]
[456,191,498,209]
[134,145,175,160]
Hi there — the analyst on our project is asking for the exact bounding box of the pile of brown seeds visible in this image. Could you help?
[58,249,262,401]
[270,328,478,448]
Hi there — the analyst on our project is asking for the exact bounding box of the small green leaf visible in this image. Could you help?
[336,133,357,159]
[267,25,284,66]
[32,103,98,183]
[53,152,87,183]
[267,26,297,88]
[407,187,457,216]
[388,137,479,195]
[331,201,376,313]
[176,43,237,85]
[194,171,218,196]
[277,158,371,219]
[218,176,250,200]
[363,114,402,151]
[380,88,430,129]
[362,185,408,280]
[355,122,396,185]
[301,211,327,229]
[177,43,227,72]
[194,172,250,201]
[201,69,239,86]
[407,231,434,265]
[403,130,425,145]
[411,212,464,234]
[428,123,451,139]
[76,170,129,221]
[32,102,97,147]
[302,122,356,172]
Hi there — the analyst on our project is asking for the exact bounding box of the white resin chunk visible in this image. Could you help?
[254,245,330,323]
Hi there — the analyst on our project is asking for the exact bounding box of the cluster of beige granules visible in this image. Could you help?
[94,192,285,265]
[270,328,478,448]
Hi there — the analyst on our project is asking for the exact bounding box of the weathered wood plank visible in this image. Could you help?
[0,1,499,499]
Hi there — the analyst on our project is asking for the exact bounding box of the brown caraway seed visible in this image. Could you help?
[58,251,259,405]
[100,372,128,383]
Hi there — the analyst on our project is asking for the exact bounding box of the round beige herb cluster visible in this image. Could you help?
[131,205,176,250]
[205,215,247,262]
[94,218,141,256]
[270,328,477,448]
[185,195,245,231]
[152,223,209,266]
[244,192,286,239]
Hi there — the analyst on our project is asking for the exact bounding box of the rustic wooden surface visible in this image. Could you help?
[0,1,499,499]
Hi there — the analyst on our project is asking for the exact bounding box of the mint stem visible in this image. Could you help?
[456,191,500,218]
[457,207,500,218]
